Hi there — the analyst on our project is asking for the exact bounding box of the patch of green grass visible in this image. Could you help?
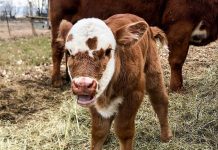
[0,36,51,67]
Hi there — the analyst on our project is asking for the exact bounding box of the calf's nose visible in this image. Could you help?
[72,77,97,94]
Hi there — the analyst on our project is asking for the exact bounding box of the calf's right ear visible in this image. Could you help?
[115,21,148,47]
[56,20,73,48]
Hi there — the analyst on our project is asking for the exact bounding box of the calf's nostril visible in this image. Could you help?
[93,81,97,89]
[87,81,94,88]
[72,81,79,89]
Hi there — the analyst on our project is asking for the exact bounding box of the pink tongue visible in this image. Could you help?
[78,95,92,101]
[77,95,93,105]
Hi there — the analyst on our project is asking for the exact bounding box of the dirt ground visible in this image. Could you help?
[0,35,64,124]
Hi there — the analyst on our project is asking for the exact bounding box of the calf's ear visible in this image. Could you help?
[150,26,168,45]
[115,21,148,47]
[150,26,169,53]
[56,20,73,48]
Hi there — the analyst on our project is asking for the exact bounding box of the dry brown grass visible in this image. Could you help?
[0,36,217,150]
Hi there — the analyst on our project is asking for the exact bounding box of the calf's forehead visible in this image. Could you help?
[65,18,116,55]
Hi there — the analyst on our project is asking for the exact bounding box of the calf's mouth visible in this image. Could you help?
[77,95,96,107]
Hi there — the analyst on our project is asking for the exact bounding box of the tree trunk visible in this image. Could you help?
[47,0,50,29]
[29,1,37,36]
[4,10,11,37]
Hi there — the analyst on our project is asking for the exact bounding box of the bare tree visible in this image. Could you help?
[28,1,37,36]
[2,0,19,19]
[23,6,30,17]
[32,0,48,17]
[0,0,18,36]
[25,0,49,31]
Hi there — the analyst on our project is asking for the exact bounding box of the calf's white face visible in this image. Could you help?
[62,18,116,106]
[58,18,148,107]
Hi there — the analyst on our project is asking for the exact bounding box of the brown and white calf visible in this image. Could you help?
[58,14,172,149]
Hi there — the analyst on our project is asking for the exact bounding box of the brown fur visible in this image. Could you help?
[58,14,172,149]
[86,37,98,50]
[50,0,218,91]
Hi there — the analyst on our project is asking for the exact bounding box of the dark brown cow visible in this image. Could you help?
[58,13,172,149]
[49,0,218,91]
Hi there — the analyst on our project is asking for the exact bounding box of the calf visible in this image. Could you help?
[58,14,172,149]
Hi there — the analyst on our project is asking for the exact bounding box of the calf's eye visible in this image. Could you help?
[65,49,70,56]
[105,48,112,57]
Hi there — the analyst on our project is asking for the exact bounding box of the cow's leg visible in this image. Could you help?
[51,23,64,87]
[114,91,143,150]
[90,107,113,150]
[145,45,172,142]
[166,21,193,91]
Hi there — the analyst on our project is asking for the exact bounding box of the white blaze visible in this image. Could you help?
[65,18,116,55]
[65,18,117,111]
[94,50,115,99]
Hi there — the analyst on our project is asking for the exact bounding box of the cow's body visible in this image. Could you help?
[50,0,218,91]
[58,14,172,149]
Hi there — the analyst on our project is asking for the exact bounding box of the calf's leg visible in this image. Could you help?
[146,77,172,142]
[114,91,143,150]
[145,44,172,142]
[90,107,113,150]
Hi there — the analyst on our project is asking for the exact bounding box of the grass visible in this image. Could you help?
[0,36,51,66]
[0,36,217,150]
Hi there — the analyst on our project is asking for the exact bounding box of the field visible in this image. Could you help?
[0,35,217,150]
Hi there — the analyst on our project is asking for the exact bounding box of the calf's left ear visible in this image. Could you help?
[115,21,148,47]
[56,20,73,48]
